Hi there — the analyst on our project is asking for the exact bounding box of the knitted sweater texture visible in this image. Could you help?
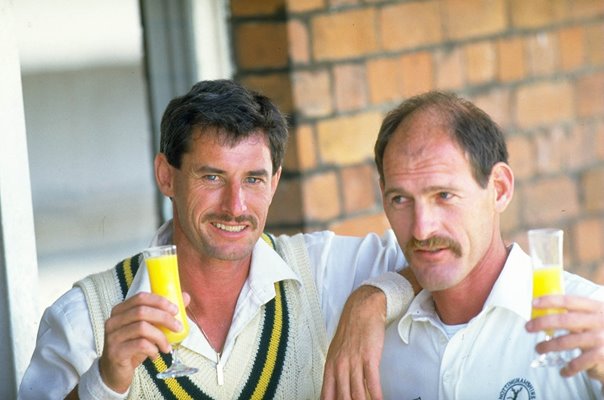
[76,234,327,399]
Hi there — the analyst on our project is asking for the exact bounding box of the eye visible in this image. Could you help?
[438,192,453,200]
[390,195,408,206]
[245,176,262,184]
[203,175,220,182]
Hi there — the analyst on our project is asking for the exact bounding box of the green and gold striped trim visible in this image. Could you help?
[112,233,289,399]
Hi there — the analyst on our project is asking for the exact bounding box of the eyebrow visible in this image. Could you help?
[383,184,455,198]
[194,165,270,178]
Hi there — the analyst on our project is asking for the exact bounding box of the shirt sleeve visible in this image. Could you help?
[18,287,125,400]
[303,229,406,339]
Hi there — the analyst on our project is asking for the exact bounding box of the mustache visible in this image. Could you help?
[204,213,258,230]
[405,236,462,258]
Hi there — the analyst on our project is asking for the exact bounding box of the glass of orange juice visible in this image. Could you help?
[528,228,566,368]
[143,245,198,378]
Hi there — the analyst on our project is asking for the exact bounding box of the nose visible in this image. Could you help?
[411,202,438,241]
[221,182,247,216]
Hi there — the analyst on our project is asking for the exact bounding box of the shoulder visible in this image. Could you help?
[44,286,89,323]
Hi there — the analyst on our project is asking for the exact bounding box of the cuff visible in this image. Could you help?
[362,271,414,324]
[79,358,130,400]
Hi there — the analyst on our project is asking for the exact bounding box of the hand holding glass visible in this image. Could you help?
[528,228,566,368]
[143,245,198,378]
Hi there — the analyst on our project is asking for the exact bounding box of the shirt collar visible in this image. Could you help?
[127,220,301,300]
[398,243,532,342]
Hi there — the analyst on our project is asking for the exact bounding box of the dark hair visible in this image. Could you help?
[160,79,288,175]
[374,91,509,188]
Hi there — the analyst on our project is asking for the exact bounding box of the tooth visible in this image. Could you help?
[215,223,244,232]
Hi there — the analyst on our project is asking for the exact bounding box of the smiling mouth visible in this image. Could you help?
[212,222,246,232]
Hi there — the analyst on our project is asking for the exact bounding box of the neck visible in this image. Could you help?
[432,240,510,325]
[176,245,252,353]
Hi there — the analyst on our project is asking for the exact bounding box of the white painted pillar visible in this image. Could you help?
[0,0,40,396]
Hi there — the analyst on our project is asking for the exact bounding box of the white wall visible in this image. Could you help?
[22,65,158,309]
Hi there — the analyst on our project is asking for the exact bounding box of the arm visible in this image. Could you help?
[19,289,184,399]
[98,292,185,392]
[526,294,604,383]
[321,268,419,400]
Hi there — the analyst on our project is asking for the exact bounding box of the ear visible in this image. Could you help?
[491,162,514,213]
[270,166,282,198]
[155,153,175,198]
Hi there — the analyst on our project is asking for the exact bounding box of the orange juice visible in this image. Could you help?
[531,265,564,321]
[146,254,189,344]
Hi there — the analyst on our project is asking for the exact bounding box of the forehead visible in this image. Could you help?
[382,110,473,184]
[184,128,272,167]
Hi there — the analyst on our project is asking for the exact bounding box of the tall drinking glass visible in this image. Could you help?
[528,228,566,368]
[143,245,198,378]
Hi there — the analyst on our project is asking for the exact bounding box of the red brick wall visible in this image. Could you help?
[230,0,604,282]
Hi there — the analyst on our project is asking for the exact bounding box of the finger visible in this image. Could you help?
[335,363,352,400]
[107,304,183,335]
[349,361,367,400]
[111,292,179,318]
[321,366,337,400]
[560,346,604,378]
[533,295,604,314]
[527,311,604,334]
[363,360,383,400]
[107,320,172,353]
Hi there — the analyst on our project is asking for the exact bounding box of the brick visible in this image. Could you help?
[312,9,377,61]
[497,37,526,82]
[510,0,568,29]
[302,172,341,220]
[330,213,391,236]
[234,23,288,70]
[435,47,465,90]
[471,89,511,130]
[240,73,293,114]
[515,81,574,128]
[576,73,604,118]
[522,176,579,225]
[379,1,442,51]
[317,111,383,165]
[582,166,604,212]
[282,124,317,172]
[286,0,325,12]
[400,52,434,97]
[464,41,496,85]
[292,124,317,171]
[443,0,507,40]
[533,126,567,174]
[585,23,604,67]
[506,135,535,180]
[334,63,368,112]
[597,121,604,160]
[292,70,333,117]
[570,0,604,18]
[563,124,597,171]
[594,262,604,285]
[558,26,585,72]
[367,58,402,104]
[572,218,604,264]
[288,19,310,65]
[341,164,379,213]
[231,0,285,16]
[526,32,558,76]
[330,0,359,6]
[267,178,303,224]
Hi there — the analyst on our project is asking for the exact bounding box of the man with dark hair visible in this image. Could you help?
[323,91,604,399]
[19,80,412,399]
